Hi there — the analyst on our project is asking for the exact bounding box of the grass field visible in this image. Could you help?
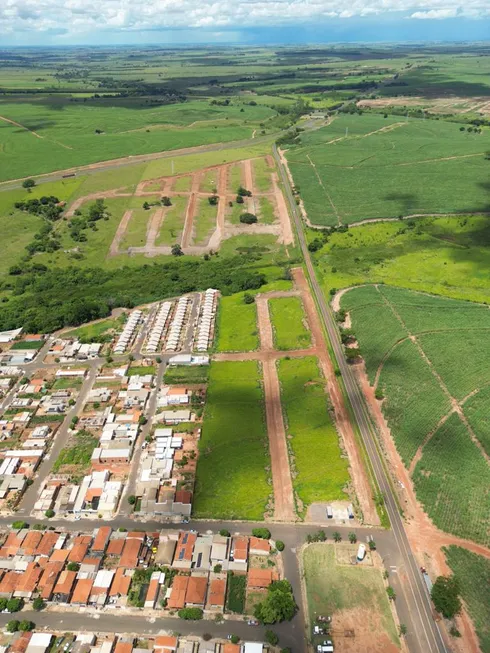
[228,163,244,193]
[269,296,311,350]
[163,365,209,385]
[278,357,349,512]
[303,544,399,650]
[257,197,277,225]
[155,195,188,246]
[193,197,217,245]
[342,285,490,544]
[120,207,151,249]
[193,361,271,520]
[311,216,490,304]
[63,317,123,342]
[173,176,192,192]
[288,114,490,225]
[444,546,490,653]
[252,157,274,193]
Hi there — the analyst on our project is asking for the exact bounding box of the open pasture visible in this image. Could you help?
[278,357,349,511]
[287,113,490,225]
[311,215,490,305]
[193,361,271,520]
[269,296,311,351]
[341,284,490,544]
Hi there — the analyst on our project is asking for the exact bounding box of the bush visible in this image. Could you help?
[252,528,271,540]
[19,621,35,632]
[178,607,203,620]
[219,529,230,537]
[67,562,80,572]
[239,213,257,224]
[32,597,45,611]
[7,598,24,613]
[243,293,254,305]
[386,586,396,601]
[127,495,137,505]
[275,540,285,552]
[44,509,55,518]
[431,576,461,618]
[202,634,212,641]
[213,564,222,573]
[6,620,19,633]
[230,635,240,644]
[12,520,29,530]
[265,630,279,646]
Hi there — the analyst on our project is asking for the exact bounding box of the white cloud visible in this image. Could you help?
[0,0,489,34]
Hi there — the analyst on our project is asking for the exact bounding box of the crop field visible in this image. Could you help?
[444,546,490,653]
[0,98,275,181]
[278,357,349,511]
[193,361,271,520]
[303,544,399,652]
[269,296,311,350]
[311,215,490,305]
[287,113,490,225]
[342,285,490,544]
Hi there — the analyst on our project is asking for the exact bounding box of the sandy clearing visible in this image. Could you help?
[109,209,133,256]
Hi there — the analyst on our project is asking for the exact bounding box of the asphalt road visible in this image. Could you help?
[273,144,449,653]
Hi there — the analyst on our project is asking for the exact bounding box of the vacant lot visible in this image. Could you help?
[303,544,400,653]
[342,285,490,545]
[64,316,123,342]
[288,114,490,225]
[269,296,311,351]
[278,357,349,512]
[193,361,271,520]
[311,215,490,305]
[216,293,259,353]
[444,546,490,653]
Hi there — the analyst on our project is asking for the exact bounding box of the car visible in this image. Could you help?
[247,619,259,626]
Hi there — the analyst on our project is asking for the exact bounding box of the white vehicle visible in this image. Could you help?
[357,543,366,561]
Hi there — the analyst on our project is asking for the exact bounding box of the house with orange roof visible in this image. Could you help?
[19,531,43,556]
[247,568,278,590]
[14,562,43,598]
[248,537,271,556]
[207,577,226,609]
[185,575,207,607]
[0,571,19,597]
[106,538,125,557]
[53,569,77,603]
[223,645,240,653]
[38,561,63,600]
[108,567,131,601]
[166,575,188,609]
[92,526,112,554]
[35,531,59,557]
[119,533,144,569]
[154,636,178,653]
[70,578,94,606]
[172,532,196,570]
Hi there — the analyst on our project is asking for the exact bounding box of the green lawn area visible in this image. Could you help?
[226,573,247,614]
[257,197,276,225]
[52,377,84,390]
[303,544,399,649]
[269,296,311,350]
[199,168,218,193]
[288,113,490,225]
[311,215,490,304]
[163,365,209,384]
[444,546,490,653]
[278,357,349,512]
[193,197,217,246]
[173,176,192,192]
[252,157,274,193]
[120,207,151,249]
[228,162,244,193]
[216,292,258,352]
[155,195,187,246]
[226,200,247,225]
[193,361,270,520]
[10,340,44,350]
[128,365,156,377]
[64,316,123,343]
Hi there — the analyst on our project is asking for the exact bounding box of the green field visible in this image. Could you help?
[252,157,274,193]
[269,296,311,350]
[216,292,258,352]
[257,197,277,225]
[311,215,490,304]
[303,544,399,649]
[120,207,151,249]
[342,285,490,544]
[155,195,188,246]
[64,317,123,342]
[193,197,217,245]
[444,546,490,653]
[278,357,349,512]
[228,162,244,193]
[163,365,209,385]
[288,114,490,225]
[193,361,271,520]
[173,176,192,192]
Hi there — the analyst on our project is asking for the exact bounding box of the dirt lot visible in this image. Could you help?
[331,606,401,653]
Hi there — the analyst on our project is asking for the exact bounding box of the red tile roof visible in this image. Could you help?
[166,575,188,609]
[185,576,207,606]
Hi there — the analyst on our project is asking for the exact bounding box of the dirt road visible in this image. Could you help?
[109,209,133,256]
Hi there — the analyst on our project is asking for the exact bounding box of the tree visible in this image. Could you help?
[254,580,296,624]
[348,532,357,544]
[219,529,230,537]
[333,531,342,543]
[252,528,271,539]
[386,586,396,601]
[22,179,36,191]
[399,624,407,636]
[368,540,376,551]
[171,244,184,257]
[12,520,29,530]
[7,598,24,613]
[127,495,137,505]
[237,186,252,197]
[143,202,150,210]
[275,540,285,552]
[178,607,203,620]
[161,196,172,207]
[213,564,222,573]
[230,635,240,644]
[6,620,19,633]
[239,213,257,225]
[208,195,219,206]
[236,195,244,204]
[265,631,279,646]
[243,293,254,304]
[19,621,35,632]
[66,562,80,572]
[431,576,461,619]
[45,509,55,518]
[32,597,45,611]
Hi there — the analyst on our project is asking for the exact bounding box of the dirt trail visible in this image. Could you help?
[0,114,43,138]
[109,209,132,256]
[66,188,131,217]
[255,296,274,352]
[181,171,201,247]
[273,174,295,245]
[146,208,165,249]
[292,268,379,525]
[262,358,297,522]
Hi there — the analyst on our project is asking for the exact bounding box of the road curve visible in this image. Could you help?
[273,144,449,653]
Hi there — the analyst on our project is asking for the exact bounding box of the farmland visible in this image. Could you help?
[278,357,349,512]
[303,544,400,652]
[287,113,490,225]
[444,546,490,653]
[269,296,311,350]
[193,361,271,520]
[341,285,490,545]
[310,215,490,305]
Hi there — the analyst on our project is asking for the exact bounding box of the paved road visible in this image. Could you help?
[273,144,449,653]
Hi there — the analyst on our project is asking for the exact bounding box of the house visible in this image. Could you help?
[25,633,53,653]
[119,532,144,568]
[106,538,125,558]
[192,534,212,571]
[166,575,188,609]
[223,646,240,653]
[90,569,115,606]
[14,562,43,598]
[53,569,77,603]
[207,578,226,609]
[210,534,229,563]
[154,533,177,566]
[158,410,191,425]
[108,567,131,601]
[241,645,263,653]
[38,561,63,600]
[247,569,277,590]
[70,578,94,606]
[185,575,207,607]
[153,636,178,653]
[249,537,271,556]
[144,571,164,608]
[172,532,197,570]
[92,526,112,555]
[229,537,248,572]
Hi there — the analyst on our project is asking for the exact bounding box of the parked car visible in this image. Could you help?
[247,619,259,626]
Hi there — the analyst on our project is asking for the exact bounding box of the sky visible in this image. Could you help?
[1,0,490,45]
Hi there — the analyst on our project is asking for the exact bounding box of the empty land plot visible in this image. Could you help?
[312,216,490,305]
[193,361,270,520]
[226,200,247,225]
[216,292,258,352]
[200,168,218,193]
[463,386,490,457]
[413,413,490,546]
[119,207,151,249]
[287,113,490,225]
[303,544,400,653]
[278,357,349,511]
[64,316,123,342]
[257,197,277,225]
[269,296,312,351]
[155,195,187,245]
[252,157,274,192]
[444,546,490,653]
[193,197,218,246]
[228,162,244,193]
[173,175,192,192]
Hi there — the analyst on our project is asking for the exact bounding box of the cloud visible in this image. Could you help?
[1,0,490,35]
